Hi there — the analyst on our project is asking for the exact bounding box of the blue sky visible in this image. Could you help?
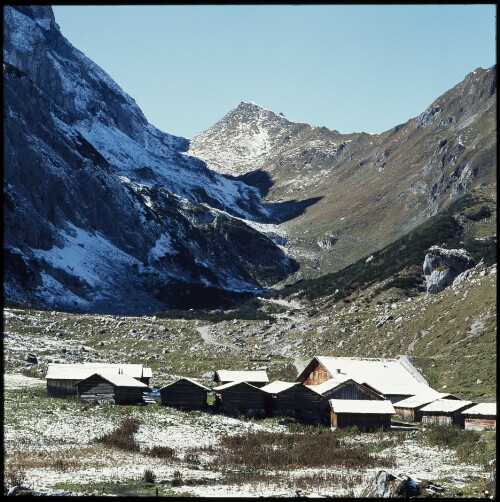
[53,4,496,138]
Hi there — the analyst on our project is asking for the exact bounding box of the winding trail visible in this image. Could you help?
[196,324,306,374]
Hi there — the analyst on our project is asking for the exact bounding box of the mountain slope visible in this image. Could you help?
[3,6,298,314]
[190,67,496,278]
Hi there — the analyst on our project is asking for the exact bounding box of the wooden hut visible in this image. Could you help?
[462,403,496,431]
[213,381,267,418]
[296,356,430,403]
[261,381,322,424]
[46,363,152,396]
[309,378,385,425]
[160,377,210,411]
[329,399,395,431]
[213,369,269,388]
[393,392,458,422]
[420,399,475,427]
[74,372,148,404]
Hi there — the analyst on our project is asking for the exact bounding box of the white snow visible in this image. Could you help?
[34,222,142,302]
[148,233,177,261]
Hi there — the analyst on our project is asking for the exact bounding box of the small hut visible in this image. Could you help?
[261,381,322,424]
[46,363,152,396]
[160,377,211,411]
[393,392,458,422]
[74,372,148,404]
[329,399,395,431]
[213,381,267,418]
[462,403,496,431]
[420,399,475,427]
[213,370,269,388]
[309,378,385,425]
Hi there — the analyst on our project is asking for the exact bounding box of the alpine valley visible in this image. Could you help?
[3,5,497,498]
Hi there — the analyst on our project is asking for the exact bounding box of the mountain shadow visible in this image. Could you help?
[224,168,323,223]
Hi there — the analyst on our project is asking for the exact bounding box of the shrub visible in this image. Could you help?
[143,468,156,483]
[146,445,175,458]
[95,418,140,452]
[172,470,183,487]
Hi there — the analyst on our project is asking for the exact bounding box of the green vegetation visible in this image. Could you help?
[155,297,274,322]
[418,425,496,468]
[271,192,496,302]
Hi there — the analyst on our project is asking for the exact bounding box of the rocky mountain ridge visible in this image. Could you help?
[190,67,496,278]
[3,6,300,314]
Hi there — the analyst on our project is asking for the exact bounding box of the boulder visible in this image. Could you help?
[423,246,475,294]
[361,470,399,497]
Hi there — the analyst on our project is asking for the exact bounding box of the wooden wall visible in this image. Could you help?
[464,417,496,431]
[76,375,115,400]
[161,380,208,410]
[216,383,266,418]
[394,407,416,421]
[47,379,79,396]
[268,385,322,424]
[300,362,331,386]
[331,412,392,431]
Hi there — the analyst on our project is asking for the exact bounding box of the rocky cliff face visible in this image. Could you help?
[3,6,298,314]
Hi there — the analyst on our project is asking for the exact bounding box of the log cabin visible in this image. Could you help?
[213,381,267,418]
[462,403,496,431]
[46,363,152,396]
[160,377,211,411]
[420,399,475,427]
[329,399,395,431]
[74,372,148,404]
[296,356,432,403]
[261,381,322,424]
[393,392,459,421]
[308,378,386,425]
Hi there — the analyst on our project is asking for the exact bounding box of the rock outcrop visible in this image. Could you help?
[423,246,475,294]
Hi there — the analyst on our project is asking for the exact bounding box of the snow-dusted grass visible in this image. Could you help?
[3,373,492,497]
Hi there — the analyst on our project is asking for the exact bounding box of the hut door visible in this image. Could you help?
[331,411,337,429]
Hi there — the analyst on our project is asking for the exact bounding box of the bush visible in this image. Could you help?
[95,418,140,452]
[142,468,156,483]
[172,470,183,487]
[146,445,175,458]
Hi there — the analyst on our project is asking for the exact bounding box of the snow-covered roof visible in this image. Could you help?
[261,381,298,394]
[160,377,211,392]
[74,372,148,388]
[306,356,427,396]
[329,399,395,415]
[306,376,350,395]
[215,370,269,384]
[213,381,262,392]
[46,363,149,380]
[461,403,496,416]
[420,399,474,413]
[393,392,453,409]
[367,382,437,397]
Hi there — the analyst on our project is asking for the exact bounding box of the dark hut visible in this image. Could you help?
[160,377,211,411]
[74,372,148,404]
[261,381,322,424]
[213,381,267,418]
